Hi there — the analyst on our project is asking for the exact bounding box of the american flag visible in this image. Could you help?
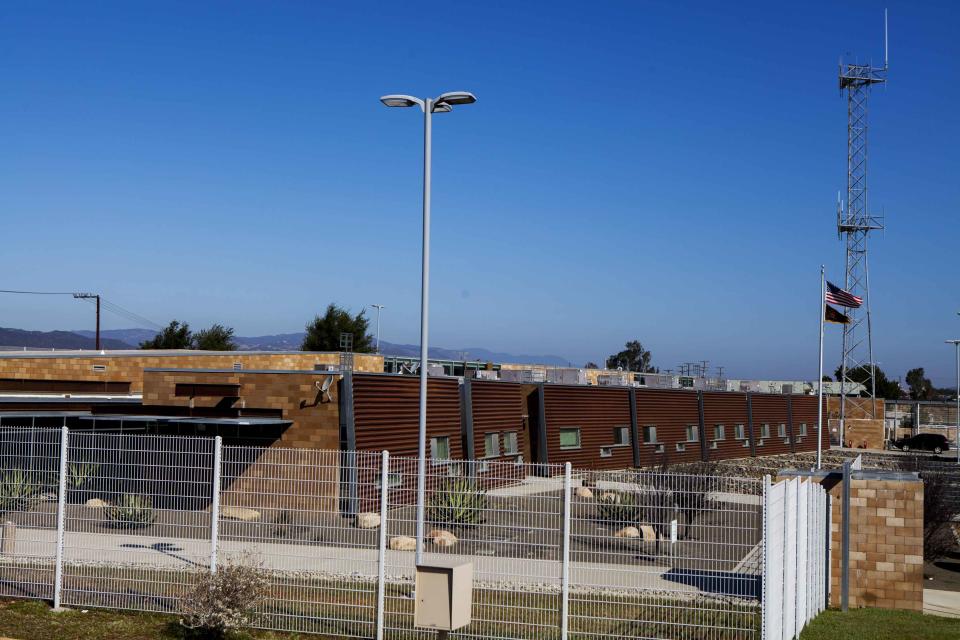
[825,281,862,308]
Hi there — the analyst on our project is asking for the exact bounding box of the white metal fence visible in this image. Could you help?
[762,477,828,640]
[0,427,830,639]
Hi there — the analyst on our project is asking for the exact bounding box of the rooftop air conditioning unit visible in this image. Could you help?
[473,370,498,381]
[427,364,446,377]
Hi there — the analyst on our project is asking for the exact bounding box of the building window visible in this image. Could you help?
[713,424,725,441]
[377,473,403,489]
[734,424,746,440]
[676,442,687,452]
[431,436,451,461]
[760,423,770,439]
[502,431,519,455]
[685,424,699,442]
[642,425,658,444]
[798,423,807,436]
[613,426,631,446]
[484,433,500,458]
[559,428,581,450]
[655,444,665,454]
[600,447,613,458]
[778,423,787,438]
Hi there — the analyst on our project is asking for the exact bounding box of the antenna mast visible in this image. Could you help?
[836,10,888,443]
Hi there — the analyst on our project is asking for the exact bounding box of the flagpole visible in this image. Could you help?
[817,265,826,469]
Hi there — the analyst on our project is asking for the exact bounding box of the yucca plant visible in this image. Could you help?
[426,478,487,527]
[104,493,156,529]
[66,462,100,491]
[0,470,39,514]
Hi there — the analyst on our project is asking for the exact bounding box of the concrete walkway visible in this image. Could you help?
[924,588,960,618]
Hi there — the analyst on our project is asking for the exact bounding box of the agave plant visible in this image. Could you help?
[595,490,642,524]
[0,470,39,514]
[104,493,156,529]
[66,462,100,491]
[426,478,487,527]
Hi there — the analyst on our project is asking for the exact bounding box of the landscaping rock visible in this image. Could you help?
[389,536,416,551]
[614,526,640,539]
[84,498,108,508]
[220,507,261,522]
[639,525,657,541]
[575,487,594,499]
[429,529,457,547]
[355,513,381,529]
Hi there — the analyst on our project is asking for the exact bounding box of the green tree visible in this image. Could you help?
[905,367,934,401]
[605,340,656,372]
[140,320,192,349]
[194,324,237,351]
[301,304,374,353]
[833,364,901,399]
[584,362,599,369]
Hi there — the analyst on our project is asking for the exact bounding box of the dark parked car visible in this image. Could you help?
[893,433,951,454]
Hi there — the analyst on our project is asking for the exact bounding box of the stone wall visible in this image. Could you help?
[0,351,384,392]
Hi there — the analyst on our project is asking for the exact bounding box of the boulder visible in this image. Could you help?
[84,498,108,508]
[575,487,594,499]
[355,513,381,529]
[389,536,417,551]
[220,507,261,522]
[614,526,640,539]
[429,529,457,548]
[639,525,657,541]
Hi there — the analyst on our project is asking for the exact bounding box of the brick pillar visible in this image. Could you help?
[778,468,924,611]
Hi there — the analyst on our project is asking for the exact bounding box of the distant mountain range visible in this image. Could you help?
[2,327,572,366]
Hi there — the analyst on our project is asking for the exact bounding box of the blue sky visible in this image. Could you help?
[2,1,958,384]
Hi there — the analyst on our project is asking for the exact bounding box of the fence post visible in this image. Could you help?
[761,474,769,640]
[560,462,571,640]
[376,451,389,640]
[53,426,69,609]
[210,435,222,574]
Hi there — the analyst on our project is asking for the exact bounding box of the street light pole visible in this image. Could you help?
[381,91,476,564]
[371,304,385,353]
[949,340,960,464]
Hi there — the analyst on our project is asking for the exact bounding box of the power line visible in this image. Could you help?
[2,288,163,331]
[0,289,76,295]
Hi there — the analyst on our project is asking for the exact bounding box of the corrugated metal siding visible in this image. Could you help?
[470,380,527,461]
[543,385,632,469]
[352,374,462,457]
[790,395,819,453]
[750,394,792,456]
[635,389,702,465]
[702,392,752,460]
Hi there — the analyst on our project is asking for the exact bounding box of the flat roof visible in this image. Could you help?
[0,394,141,404]
[0,350,378,359]
[144,367,341,375]
[76,415,291,427]
[0,411,89,418]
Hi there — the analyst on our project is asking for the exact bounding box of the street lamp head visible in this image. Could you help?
[380,94,424,109]
[432,103,453,113]
[436,91,477,106]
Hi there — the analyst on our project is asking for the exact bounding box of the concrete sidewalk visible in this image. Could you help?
[924,588,960,618]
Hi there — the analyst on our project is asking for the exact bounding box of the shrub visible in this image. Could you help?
[104,493,156,529]
[426,478,487,527]
[0,470,39,514]
[179,558,269,637]
[66,462,100,491]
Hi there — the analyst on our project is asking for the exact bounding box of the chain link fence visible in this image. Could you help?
[0,427,827,639]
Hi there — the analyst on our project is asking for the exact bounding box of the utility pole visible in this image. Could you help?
[73,293,100,350]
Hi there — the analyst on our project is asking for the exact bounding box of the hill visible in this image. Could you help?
[0,328,131,351]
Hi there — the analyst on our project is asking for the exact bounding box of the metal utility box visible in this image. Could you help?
[414,560,473,631]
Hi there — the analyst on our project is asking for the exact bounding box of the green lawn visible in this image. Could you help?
[800,608,960,640]
[0,600,311,640]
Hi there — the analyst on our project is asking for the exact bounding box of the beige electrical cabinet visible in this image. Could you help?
[414,560,473,631]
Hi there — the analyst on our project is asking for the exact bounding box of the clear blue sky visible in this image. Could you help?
[2,1,958,384]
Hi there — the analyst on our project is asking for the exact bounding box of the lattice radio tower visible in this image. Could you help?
[837,11,888,432]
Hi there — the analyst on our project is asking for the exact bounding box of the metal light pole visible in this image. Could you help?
[371,304,385,353]
[948,340,960,464]
[380,91,477,563]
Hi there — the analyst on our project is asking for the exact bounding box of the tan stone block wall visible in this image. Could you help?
[0,351,383,393]
[837,418,885,450]
[143,369,345,511]
[825,396,884,420]
[826,477,924,611]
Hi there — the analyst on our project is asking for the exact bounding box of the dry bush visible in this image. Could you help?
[179,556,270,637]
